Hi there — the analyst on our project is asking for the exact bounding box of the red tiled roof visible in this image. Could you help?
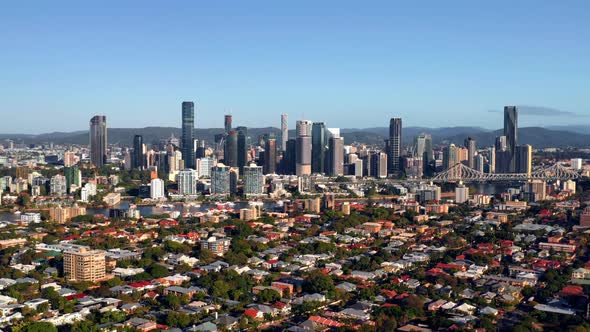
[243,308,260,318]
[308,315,344,327]
[65,293,86,300]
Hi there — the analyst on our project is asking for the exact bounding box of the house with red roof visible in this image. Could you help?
[308,315,344,328]
[243,308,263,320]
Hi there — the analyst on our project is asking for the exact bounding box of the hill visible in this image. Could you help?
[1,126,589,148]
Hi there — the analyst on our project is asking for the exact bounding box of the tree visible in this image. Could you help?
[212,279,230,299]
[303,270,334,294]
[166,311,192,328]
[163,294,182,310]
[70,320,99,332]
[20,322,58,332]
[257,289,281,303]
[148,264,170,278]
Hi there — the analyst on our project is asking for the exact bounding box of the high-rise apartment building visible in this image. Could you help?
[150,178,165,199]
[280,113,288,151]
[50,174,67,196]
[89,115,107,167]
[196,157,214,178]
[386,118,402,176]
[524,179,546,202]
[455,184,469,204]
[177,169,198,195]
[63,246,106,282]
[181,101,196,169]
[211,163,230,195]
[63,151,78,167]
[200,237,231,256]
[243,164,264,196]
[296,120,313,176]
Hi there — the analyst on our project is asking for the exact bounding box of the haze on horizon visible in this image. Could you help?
[1,1,589,133]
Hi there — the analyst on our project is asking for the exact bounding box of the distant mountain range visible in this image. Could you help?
[0,126,588,148]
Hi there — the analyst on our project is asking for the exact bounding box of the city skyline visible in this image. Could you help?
[2,1,590,133]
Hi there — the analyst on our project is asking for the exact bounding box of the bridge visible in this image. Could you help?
[431,162,581,183]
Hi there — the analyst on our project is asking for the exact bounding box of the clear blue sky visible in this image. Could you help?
[1,1,589,133]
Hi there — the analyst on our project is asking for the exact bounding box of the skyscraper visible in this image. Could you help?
[282,138,297,175]
[504,106,518,173]
[386,118,402,176]
[295,120,313,176]
[280,113,288,151]
[243,164,264,196]
[224,130,238,167]
[311,122,326,174]
[224,114,232,133]
[181,102,195,169]
[264,135,277,174]
[328,136,344,176]
[177,169,198,195]
[516,144,533,176]
[443,144,460,178]
[89,115,107,168]
[464,137,476,169]
[236,126,248,171]
[415,134,433,176]
[132,135,144,170]
[488,146,496,174]
[211,164,230,195]
[495,135,510,173]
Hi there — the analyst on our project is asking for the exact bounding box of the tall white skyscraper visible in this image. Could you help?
[150,178,165,199]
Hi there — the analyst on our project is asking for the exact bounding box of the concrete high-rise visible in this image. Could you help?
[89,115,107,168]
[386,118,402,176]
[282,139,296,175]
[295,120,313,176]
[181,102,196,169]
[150,178,165,199]
[211,164,230,195]
[132,135,145,170]
[243,164,264,196]
[328,136,344,176]
[516,144,533,176]
[504,106,518,173]
[311,122,326,174]
[464,137,476,169]
[224,130,238,167]
[177,169,198,195]
[224,114,232,133]
[236,127,248,171]
[415,134,433,176]
[264,135,277,174]
[64,246,105,282]
[280,113,288,151]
